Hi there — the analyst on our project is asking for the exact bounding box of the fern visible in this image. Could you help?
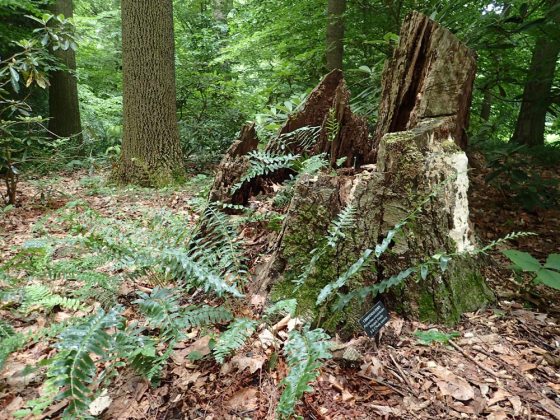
[48,307,122,416]
[265,299,298,319]
[182,305,233,329]
[193,202,247,278]
[273,154,329,208]
[0,333,27,369]
[0,318,15,338]
[326,107,340,143]
[334,267,417,311]
[135,287,183,341]
[160,248,243,297]
[326,204,356,248]
[213,318,257,364]
[277,327,332,419]
[20,284,83,314]
[317,248,373,306]
[295,203,356,287]
[231,151,300,194]
[270,125,322,152]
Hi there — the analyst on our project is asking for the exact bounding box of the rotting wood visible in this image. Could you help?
[211,11,493,333]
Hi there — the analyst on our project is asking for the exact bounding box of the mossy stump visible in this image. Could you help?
[256,118,494,334]
[212,12,494,334]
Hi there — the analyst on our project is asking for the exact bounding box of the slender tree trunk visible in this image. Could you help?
[212,0,233,22]
[115,0,184,185]
[326,0,346,71]
[512,0,560,146]
[480,88,492,122]
[48,0,82,142]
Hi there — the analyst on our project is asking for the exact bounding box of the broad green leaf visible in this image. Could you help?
[420,265,429,280]
[502,250,541,272]
[535,269,560,290]
[439,256,450,273]
[544,254,560,271]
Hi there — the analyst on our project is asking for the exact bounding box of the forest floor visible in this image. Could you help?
[1,154,560,419]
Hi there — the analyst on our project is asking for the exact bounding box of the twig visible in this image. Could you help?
[358,372,408,397]
[388,352,417,395]
[448,339,508,379]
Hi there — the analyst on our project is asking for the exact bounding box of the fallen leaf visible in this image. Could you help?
[430,365,475,401]
[225,387,259,412]
[487,389,511,406]
[230,354,267,374]
[508,395,522,416]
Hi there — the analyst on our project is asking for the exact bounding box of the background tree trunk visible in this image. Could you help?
[480,88,492,122]
[115,0,184,185]
[212,0,233,22]
[511,0,560,146]
[326,0,346,71]
[48,0,82,143]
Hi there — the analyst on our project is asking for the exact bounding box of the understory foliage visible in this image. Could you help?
[0,198,251,417]
[0,194,335,418]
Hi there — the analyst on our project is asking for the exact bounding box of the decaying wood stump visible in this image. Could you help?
[208,69,370,206]
[370,10,477,157]
[210,11,494,333]
[208,123,259,205]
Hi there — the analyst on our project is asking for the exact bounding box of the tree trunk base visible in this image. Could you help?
[111,157,185,187]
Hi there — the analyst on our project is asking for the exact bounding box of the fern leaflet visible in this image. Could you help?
[213,318,257,364]
[277,327,331,419]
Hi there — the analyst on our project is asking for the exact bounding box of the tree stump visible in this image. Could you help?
[211,11,494,333]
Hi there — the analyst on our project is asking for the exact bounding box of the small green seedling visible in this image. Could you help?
[414,329,460,346]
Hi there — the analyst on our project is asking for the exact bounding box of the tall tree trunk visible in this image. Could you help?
[326,0,346,71]
[512,0,560,146]
[48,0,82,142]
[115,0,184,185]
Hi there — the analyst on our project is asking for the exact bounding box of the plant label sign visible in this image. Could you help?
[359,301,390,338]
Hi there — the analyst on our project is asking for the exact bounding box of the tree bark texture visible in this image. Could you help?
[326,0,346,71]
[115,0,184,185]
[512,0,560,146]
[370,11,476,158]
[48,0,83,143]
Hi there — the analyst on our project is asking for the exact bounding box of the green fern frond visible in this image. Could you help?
[295,204,356,287]
[182,305,233,329]
[213,318,257,364]
[231,151,300,193]
[20,284,83,314]
[265,299,298,319]
[316,248,373,306]
[160,248,243,297]
[277,327,331,419]
[326,108,340,143]
[48,307,122,416]
[326,204,356,248]
[0,333,27,369]
[333,267,416,311]
[270,126,322,152]
[0,318,15,338]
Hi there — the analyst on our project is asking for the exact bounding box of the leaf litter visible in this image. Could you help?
[0,166,559,419]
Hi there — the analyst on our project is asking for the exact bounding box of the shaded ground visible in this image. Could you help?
[1,158,559,419]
